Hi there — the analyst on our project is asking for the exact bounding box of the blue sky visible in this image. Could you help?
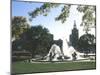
[12,1,95,41]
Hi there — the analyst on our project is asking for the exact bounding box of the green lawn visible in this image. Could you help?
[12,61,96,74]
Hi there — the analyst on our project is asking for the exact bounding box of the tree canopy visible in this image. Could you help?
[28,3,70,23]
[77,5,96,33]
[12,25,54,57]
[28,3,96,33]
[12,16,30,40]
[78,34,96,53]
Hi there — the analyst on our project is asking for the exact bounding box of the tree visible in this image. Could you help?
[78,34,96,54]
[77,5,96,33]
[28,3,70,23]
[18,25,54,57]
[12,39,23,51]
[28,3,96,32]
[12,16,30,40]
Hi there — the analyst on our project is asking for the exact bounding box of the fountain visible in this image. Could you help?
[45,38,86,61]
[62,38,86,60]
[45,44,64,61]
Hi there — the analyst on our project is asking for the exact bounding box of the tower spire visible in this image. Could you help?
[74,20,76,28]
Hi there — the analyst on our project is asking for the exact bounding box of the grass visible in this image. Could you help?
[12,61,96,74]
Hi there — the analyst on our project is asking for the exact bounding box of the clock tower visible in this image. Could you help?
[70,21,79,49]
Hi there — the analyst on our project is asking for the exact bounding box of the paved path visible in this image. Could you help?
[31,59,95,63]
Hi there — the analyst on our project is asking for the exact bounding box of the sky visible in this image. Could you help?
[12,1,95,41]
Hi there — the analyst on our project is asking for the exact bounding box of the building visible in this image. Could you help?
[12,50,32,62]
[70,21,79,49]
